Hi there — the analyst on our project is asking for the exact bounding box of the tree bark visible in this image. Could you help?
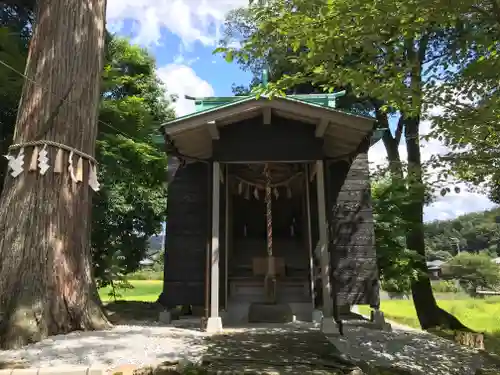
[404,117,469,331]
[378,108,469,331]
[0,0,109,349]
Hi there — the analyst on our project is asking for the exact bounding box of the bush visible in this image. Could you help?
[431,280,460,293]
[129,269,163,280]
[444,252,500,296]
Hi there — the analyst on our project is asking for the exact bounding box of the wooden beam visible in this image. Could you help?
[207,161,223,333]
[315,118,329,137]
[224,165,229,311]
[304,164,315,310]
[263,107,272,125]
[310,162,317,182]
[315,160,333,318]
[207,120,220,140]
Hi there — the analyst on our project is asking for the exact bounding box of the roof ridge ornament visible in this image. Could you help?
[262,68,269,88]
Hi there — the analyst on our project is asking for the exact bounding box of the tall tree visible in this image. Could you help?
[92,36,172,285]
[0,0,108,349]
[218,0,470,329]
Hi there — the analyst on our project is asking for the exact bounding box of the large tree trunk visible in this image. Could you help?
[404,117,468,331]
[0,0,109,349]
[378,108,469,331]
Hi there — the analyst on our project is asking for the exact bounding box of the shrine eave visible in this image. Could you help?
[158,95,382,160]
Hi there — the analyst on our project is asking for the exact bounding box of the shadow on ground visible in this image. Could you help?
[199,323,416,375]
[104,301,163,325]
[203,323,352,374]
[430,329,500,368]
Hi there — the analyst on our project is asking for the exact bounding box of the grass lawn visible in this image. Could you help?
[359,297,500,334]
[100,281,500,335]
[359,297,500,355]
[98,279,162,302]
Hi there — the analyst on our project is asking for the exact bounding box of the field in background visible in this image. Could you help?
[100,278,500,354]
[99,279,500,334]
[98,279,162,302]
[358,297,500,334]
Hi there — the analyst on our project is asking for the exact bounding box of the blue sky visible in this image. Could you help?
[105,0,495,222]
[106,0,251,115]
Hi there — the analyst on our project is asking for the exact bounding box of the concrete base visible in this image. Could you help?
[158,310,172,324]
[320,317,338,335]
[351,305,360,315]
[371,309,392,331]
[312,309,323,323]
[206,316,223,334]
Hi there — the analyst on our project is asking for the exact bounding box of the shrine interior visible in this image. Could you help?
[224,162,319,319]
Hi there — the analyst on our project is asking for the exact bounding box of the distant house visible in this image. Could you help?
[492,257,500,265]
[139,233,166,267]
[427,260,446,280]
[139,258,155,267]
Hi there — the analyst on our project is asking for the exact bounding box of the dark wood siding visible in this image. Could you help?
[326,152,380,308]
[158,162,208,308]
[213,115,324,162]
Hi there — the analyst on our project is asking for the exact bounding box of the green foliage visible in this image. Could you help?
[444,252,500,296]
[217,0,452,116]
[128,269,163,280]
[92,36,173,286]
[106,269,135,302]
[0,2,33,194]
[98,280,162,302]
[424,1,500,199]
[426,250,453,262]
[425,207,500,256]
[431,280,460,294]
[372,173,422,294]
[359,296,500,338]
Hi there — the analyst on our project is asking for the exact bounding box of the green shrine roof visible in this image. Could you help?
[155,78,386,159]
[191,91,346,114]
[181,92,386,146]
[155,93,386,146]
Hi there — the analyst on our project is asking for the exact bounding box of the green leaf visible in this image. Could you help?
[225,50,234,63]
[212,47,226,55]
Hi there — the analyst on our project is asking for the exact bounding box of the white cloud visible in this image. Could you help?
[368,116,496,222]
[106,0,248,46]
[157,64,214,117]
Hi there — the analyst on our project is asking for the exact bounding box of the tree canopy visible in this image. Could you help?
[92,37,173,286]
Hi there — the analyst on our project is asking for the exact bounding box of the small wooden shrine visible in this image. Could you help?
[156,88,386,333]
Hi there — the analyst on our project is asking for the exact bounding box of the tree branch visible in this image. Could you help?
[395,116,404,144]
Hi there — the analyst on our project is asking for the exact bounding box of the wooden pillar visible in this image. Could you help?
[316,160,333,318]
[207,161,223,333]
[224,165,229,311]
[304,163,315,310]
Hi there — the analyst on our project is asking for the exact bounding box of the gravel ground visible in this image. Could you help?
[328,321,499,375]
[0,323,208,370]
[0,319,498,374]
